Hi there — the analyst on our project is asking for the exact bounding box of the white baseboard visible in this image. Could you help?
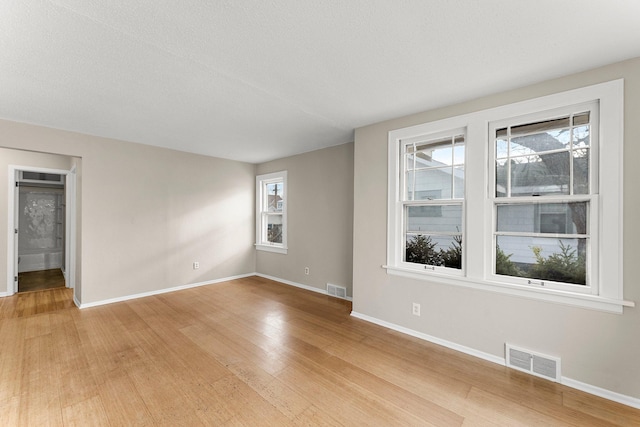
[255,273,352,301]
[561,377,640,410]
[77,273,255,309]
[350,311,640,410]
[350,311,504,365]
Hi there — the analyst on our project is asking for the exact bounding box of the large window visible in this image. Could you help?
[490,105,596,292]
[387,80,629,313]
[256,171,287,254]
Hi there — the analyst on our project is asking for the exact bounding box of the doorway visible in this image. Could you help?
[17,172,66,292]
[7,165,77,299]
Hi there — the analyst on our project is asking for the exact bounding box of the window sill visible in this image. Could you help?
[383,265,634,314]
[255,244,288,254]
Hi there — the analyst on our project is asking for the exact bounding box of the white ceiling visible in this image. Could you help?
[1,1,639,163]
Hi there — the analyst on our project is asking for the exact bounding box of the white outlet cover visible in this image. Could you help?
[412,303,420,316]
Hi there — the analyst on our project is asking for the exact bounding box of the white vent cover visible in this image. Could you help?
[327,283,347,299]
[506,344,561,382]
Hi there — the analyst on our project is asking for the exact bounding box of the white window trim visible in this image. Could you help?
[386,79,632,313]
[255,171,287,254]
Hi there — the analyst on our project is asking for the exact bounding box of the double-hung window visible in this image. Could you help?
[490,104,597,292]
[387,80,630,313]
[402,131,465,272]
[256,171,287,254]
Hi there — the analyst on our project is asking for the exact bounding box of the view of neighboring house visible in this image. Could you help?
[266,184,284,243]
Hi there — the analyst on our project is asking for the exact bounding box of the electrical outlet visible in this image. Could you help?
[304,267,310,275]
[412,302,421,316]
[193,261,200,270]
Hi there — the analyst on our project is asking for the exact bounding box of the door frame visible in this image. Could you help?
[6,165,77,299]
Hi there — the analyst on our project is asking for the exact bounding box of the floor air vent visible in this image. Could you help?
[327,283,347,299]
[506,344,561,382]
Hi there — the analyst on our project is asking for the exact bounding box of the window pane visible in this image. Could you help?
[573,125,590,148]
[496,235,586,285]
[573,149,589,194]
[266,215,283,243]
[573,111,590,126]
[405,170,414,200]
[266,182,283,212]
[496,159,508,197]
[406,204,462,233]
[496,202,587,234]
[413,168,452,199]
[511,116,570,137]
[496,138,508,159]
[407,204,442,219]
[453,166,464,199]
[453,139,465,165]
[405,233,462,269]
[415,138,454,165]
[510,151,570,196]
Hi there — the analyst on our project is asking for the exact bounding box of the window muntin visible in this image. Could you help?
[256,171,287,253]
[401,132,465,271]
[491,105,596,292]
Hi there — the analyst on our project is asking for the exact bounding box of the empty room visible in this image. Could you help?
[1,1,640,425]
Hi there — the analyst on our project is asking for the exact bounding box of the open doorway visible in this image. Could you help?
[16,171,66,292]
[7,165,77,299]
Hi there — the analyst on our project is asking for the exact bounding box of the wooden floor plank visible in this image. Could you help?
[61,395,110,426]
[0,318,26,403]
[96,371,156,426]
[562,388,640,426]
[0,276,638,426]
[18,334,64,426]
[319,354,464,426]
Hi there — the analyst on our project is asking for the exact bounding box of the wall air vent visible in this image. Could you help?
[19,171,64,186]
[505,343,561,382]
[327,283,347,299]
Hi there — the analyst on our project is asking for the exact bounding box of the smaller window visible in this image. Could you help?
[256,171,287,254]
[397,130,465,273]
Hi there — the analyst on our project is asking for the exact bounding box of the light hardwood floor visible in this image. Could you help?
[0,276,638,426]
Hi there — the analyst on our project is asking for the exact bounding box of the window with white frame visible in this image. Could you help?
[401,131,465,272]
[490,106,596,291]
[256,171,287,254]
[387,80,630,313]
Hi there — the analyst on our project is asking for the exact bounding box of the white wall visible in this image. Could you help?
[352,57,640,401]
[0,123,256,305]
